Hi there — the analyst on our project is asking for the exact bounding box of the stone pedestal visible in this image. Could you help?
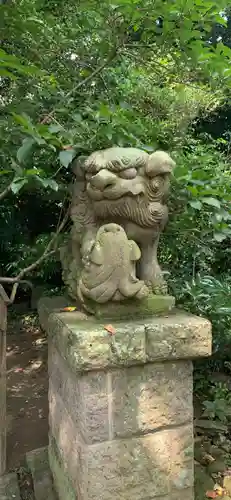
[38,296,212,500]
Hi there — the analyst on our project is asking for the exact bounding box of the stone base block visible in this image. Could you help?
[0,473,20,500]
[48,441,76,500]
[26,447,57,500]
[38,296,212,500]
[49,431,194,500]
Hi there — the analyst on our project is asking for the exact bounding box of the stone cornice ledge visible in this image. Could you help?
[38,296,212,372]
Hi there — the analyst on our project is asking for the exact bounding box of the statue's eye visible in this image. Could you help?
[119,168,137,179]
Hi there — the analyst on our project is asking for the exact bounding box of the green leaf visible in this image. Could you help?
[0,49,19,62]
[2,61,34,73]
[34,137,46,145]
[106,131,112,140]
[36,177,59,191]
[10,160,23,175]
[217,307,231,314]
[11,178,28,194]
[59,149,75,168]
[17,138,35,163]
[0,69,18,80]
[214,232,227,242]
[0,169,13,175]
[72,113,82,123]
[195,419,227,432]
[142,145,155,152]
[99,104,111,117]
[12,112,34,131]
[48,124,64,133]
[189,200,202,210]
[25,168,41,175]
[119,101,132,110]
[201,197,221,208]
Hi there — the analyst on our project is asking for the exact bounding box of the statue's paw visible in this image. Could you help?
[152,281,168,295]
[136,283,149,299]
[145,276,168,295]
[154,286,168,295]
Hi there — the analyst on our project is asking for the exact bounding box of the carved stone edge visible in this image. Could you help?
[38,296,212,372]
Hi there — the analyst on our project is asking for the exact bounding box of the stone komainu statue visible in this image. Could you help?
[60,147,175,309]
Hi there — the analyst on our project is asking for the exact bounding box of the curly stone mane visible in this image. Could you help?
[84,147,148,174]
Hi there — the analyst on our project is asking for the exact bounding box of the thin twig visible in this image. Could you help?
[0,281,33,305]
[0,208,69,287]
[41,47,119,124]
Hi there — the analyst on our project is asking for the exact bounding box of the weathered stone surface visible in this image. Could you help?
[50,424,193,500]
[49,345,109,443]
[49,345,85,439]
[49,383,84,490]
[49,440,76,500]
[26,447,57,500]
[166,490,194,500]
[81,372,109,443]
[153,490,194,500]
[38,297,212,371]
[85,293,175,319]
[111,361,193,437]
[83,425,193,500]
[0,472,20,500]
[49,381,193,500]
[47,312,146,372]
[145,313,212,361]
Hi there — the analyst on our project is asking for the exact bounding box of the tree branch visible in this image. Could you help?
[0,208,69,302]
[66,47,118,100]
[40,44,122,124]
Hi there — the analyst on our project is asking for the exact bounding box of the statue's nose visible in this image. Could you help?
[90,169,117,190]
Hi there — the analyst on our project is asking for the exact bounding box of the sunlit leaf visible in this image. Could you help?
[11,178,28,194]
[0,69,17,80]
[59,149,75,168]
[189,200,202,210]
[202,197,221,208]
[214,232,227,242]
[72,113,82,123]
[36,177,59,191]
[48,124,64,133]
[0,169,12,175]
[17,138,35,163]
[12,112,34,131]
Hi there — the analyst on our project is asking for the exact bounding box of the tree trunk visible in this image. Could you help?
[0,290,7,475]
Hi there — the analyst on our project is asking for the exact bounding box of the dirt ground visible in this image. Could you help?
[6,308,48,471]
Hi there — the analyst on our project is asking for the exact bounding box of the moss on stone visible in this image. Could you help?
[49,436,76,500]
[87,294,175,320]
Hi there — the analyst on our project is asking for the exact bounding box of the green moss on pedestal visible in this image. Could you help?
[85,294,175,320]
